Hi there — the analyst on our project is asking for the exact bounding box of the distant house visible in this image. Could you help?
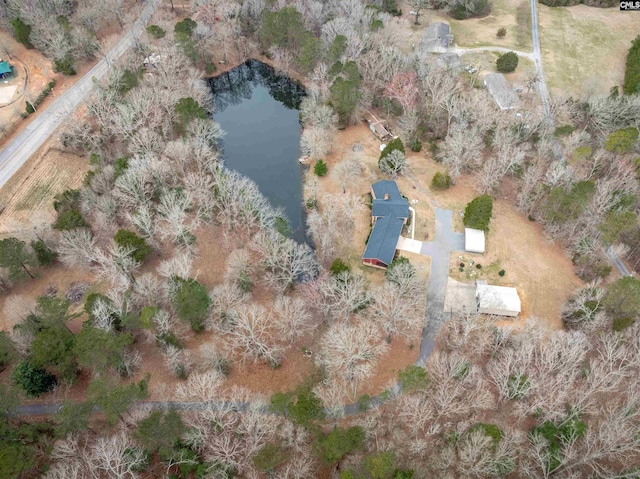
[363,111,392,141]
[464,228,485,254]
[0,61,12,79]
[420,22,454,54]
[484,73,517,110]
[476,280,521,317]
[363,180,409,269]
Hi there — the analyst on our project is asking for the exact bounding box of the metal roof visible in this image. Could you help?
[364,180,409,265]
[465,228,486,253]
[476,283,521,316]
[0,62,12,75]
[363,216,406,266]
[484,73,517,110]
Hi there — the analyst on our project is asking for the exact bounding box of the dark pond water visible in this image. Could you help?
[208,60,308,244]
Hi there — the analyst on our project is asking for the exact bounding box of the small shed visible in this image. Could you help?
[363,111,392,141]
[484,73,517,110]
[465,228,486,253]
[420,22,454,54]
[476,280,521,317]
[0,61,12,79]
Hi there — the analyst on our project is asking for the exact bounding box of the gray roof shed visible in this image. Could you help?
[484,73,518,110]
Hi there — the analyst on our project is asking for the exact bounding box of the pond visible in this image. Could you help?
[208,60,309,244]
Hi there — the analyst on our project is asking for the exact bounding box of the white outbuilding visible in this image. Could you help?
[465,228,486,253]
[476,280,521,317]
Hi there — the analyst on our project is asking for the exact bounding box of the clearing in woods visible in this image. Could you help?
[397,0,532,51]
[430,174,583,329]
[0,148,88,238]
[538,4,640,97]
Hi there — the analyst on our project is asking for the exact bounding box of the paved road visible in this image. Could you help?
[0,0,161,190]
[452,46,534,61]
[529,0,551,116]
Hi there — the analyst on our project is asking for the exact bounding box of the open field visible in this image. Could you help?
[398,0,532,51]
[0,148,88,239]
[538,5,640,98]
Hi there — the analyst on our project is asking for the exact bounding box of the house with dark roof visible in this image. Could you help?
[420,22,454,54]
[363,180,409,269]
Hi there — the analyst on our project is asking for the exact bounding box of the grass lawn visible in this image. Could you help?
[399,0,532,51]
[538,4,640,98]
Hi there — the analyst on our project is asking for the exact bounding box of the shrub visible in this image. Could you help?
[173,278,211,332]
[146,25,166,39]
[330,258,350,276]
[53,55,76,75]
[603,276,640,320]
[624,35,640,95]
[497,27,507,38]
[604,127,638,154]
[379,149,406,176]
[410,140,422,152]
[114,230,152,263]
[205,62,217,75]
[613,317,634,331]
[475,263,482,269]
[496,52,519,73]
[398,364,429,391]
[53,210,87,230]
[380,137,405,161]
[175,97,208,128]
[553,124,574,137]
[31,240,57,266]
[498,269,506,276]
[463,194,493,231]
[314,159,328,176]
[305,198,318,209]
[12,359,56,397]
[314,426,365,464]
[469,423,503,445]
[117,69,139,94]
[114,157,129,179]
[431,171,451,190]
[11,18,32,48]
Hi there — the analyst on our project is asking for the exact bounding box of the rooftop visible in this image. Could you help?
[363,216,406,266]
[476,281,521,316]
[363,180,409,266]
[484,73,517,110]
[465,228,486,253]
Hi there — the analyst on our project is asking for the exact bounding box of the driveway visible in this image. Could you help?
[417,208,465,362]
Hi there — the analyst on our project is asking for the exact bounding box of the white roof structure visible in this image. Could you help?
[476,280,521,317]
[465,228,486,253]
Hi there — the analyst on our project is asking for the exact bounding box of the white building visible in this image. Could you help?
[465,228,486,253]
[476,280,521,317]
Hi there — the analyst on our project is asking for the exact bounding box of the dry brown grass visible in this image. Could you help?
[396,0,532,51]
[538,4,640,97]
[0,148,88,239]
